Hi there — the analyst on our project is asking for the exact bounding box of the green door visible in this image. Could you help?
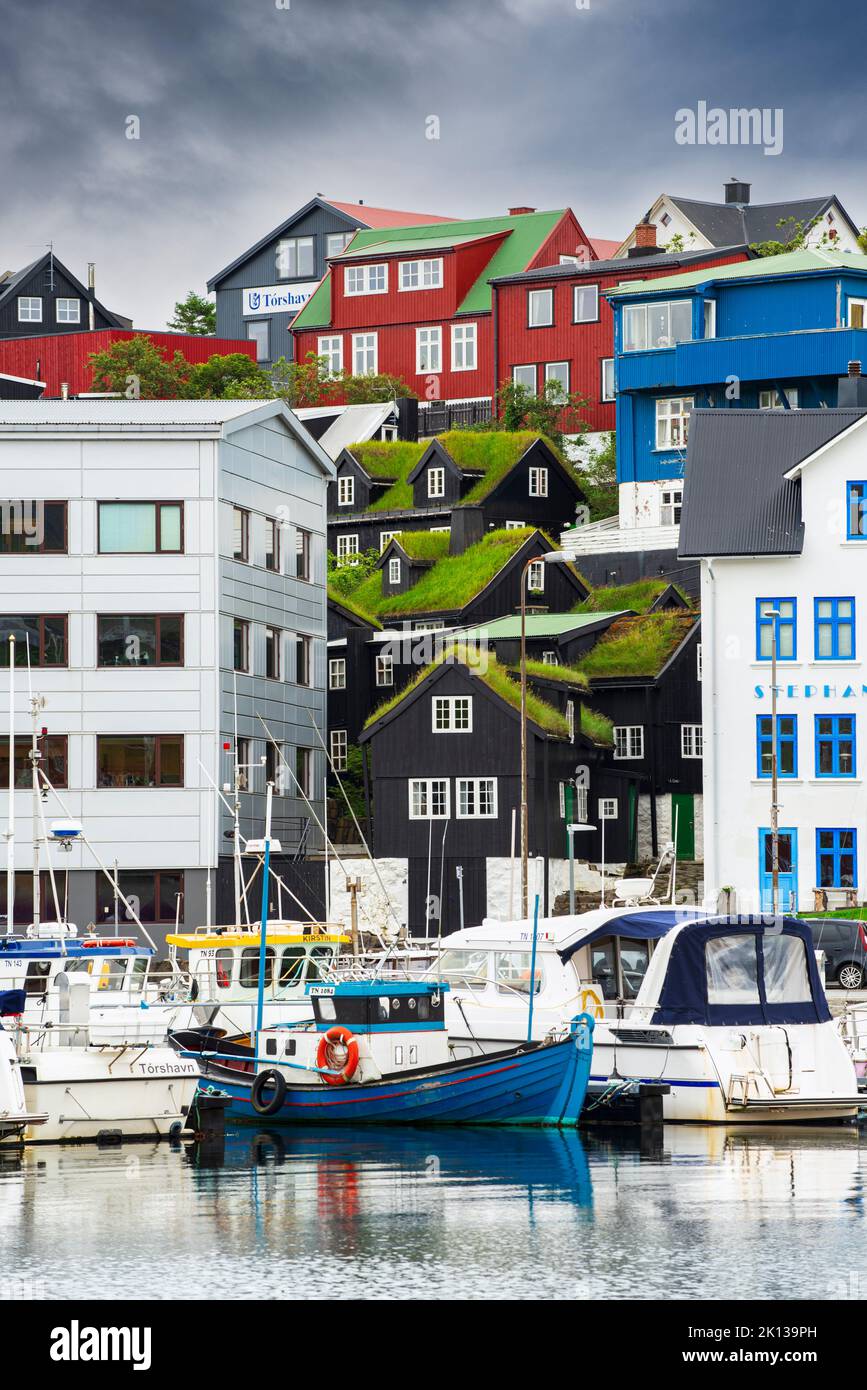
[672,793,695,860]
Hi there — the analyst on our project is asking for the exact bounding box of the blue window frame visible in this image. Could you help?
[847,481,867,539]
[815,715,856,778]
[816,828,857,889]
[756,714,797,778]
[756,598,796,661]
[814,597,855,660]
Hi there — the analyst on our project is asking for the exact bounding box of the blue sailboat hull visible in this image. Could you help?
[195,1020,594,1128]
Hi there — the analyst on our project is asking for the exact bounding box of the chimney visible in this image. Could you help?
[508,206,535,216]
[838,361,867,407]
[627,217,658,259]
[725,178,751,206]
[449,506,485,556]
[87,262,96,331]
[60,382,69,400]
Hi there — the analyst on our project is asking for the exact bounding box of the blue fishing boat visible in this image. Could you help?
[174,980,595,1127]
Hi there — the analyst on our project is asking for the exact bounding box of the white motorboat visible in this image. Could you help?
[424,908,862,1124]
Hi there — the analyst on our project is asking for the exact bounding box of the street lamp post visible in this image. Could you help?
[520,549,573,917]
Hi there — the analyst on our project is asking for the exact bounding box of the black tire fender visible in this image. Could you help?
[251,1068,287,1117]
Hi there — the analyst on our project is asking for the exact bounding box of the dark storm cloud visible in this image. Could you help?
[1,0,865,327]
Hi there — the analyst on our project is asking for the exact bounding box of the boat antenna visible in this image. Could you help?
[205,739,214,929]
[5,634,14,934]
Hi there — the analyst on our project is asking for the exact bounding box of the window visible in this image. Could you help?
[427,466,445,499]
[527,560,545,592]
[544,362,569,400]
[330,729,348,771]
[622,299,692,352]
[601,358,615,401]
[233,618,249,673]
[614,725,644,759]
[706,936,760,1006]
[399,258,443,290]
[655,396,693,449]
[566,700,575,741]
[764,934,811,1004]
[96,734,183,788]
[336,534,358,560]
[681,723,703,758]
[295,528,311,581]
[264,741,282,789]
[56,298,80,324]
[338,476,355,507]
[379,531,397,553]
[816,715,856,778]
[513,365,537,391]
[240,946,275,990]
[817,828,857,889]
[528,467,548,497]
[317,336,343,376]
[265,518,281,573]
[97,870,184,926]
[457,777,497,818]
[528,289,553,327]
[0,500,66,554]
[235,737,251,790]
[0,616,67,667]
[495,950,541,995]
[276,235,314,279]
[848,298,867,328]
[599,797,618,819]
[0,735,67,790]
[703,299,716,339]
[451,323,477,371]
[542,650,557,666]
[573,284,598,323]
[345,264,387,296]
[326,232,354,258]
[409,778,450,819]
[265,626,282,680]
[17,297,42,322]
[296,635,311,687]
[231,507,249,562]
[296,747,312,798]
[847,481,867,539]
[660,486,683,525]
[432,696,472,732]
[246,321,270,362]
[375,652,394,687]
[329,657,346,690]
[98,502,183,555]
[352,332,378,375]
[759,387,799,410]
[97,615,182,667]
[504,520,527,529]
[388,557,401,585]
[815,597,855,660]
[756,598,796,661]
[756,714,797,778]
[416,326,441,373]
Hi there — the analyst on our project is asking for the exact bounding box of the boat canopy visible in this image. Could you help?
[556,909,707,965]
[649,918,832,1027]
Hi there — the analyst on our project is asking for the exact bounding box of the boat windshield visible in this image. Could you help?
[429,948,489,989]
[494,951,542,995]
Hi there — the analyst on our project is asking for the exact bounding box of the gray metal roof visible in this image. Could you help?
[668,195,857,247]
[678,408,867,558]
[0,399,274,426]
[489,245,751,286]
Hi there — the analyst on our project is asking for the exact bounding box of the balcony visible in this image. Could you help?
[617,326,867,393]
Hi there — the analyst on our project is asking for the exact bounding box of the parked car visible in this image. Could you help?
[804,918,867,990]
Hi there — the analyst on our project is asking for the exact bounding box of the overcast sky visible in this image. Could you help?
[2,0,864,328]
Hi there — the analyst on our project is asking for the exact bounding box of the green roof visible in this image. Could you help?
[293,209,568,328]
[349,439,427,510]
[338,232,494,259]
[390,530,451,562]
[377,527,537,618]
[575,578,691,615]
[580,705,614,747]
[515,659,589,691]
[328,584,382,629]
[456,611,626,641]
[580,614,696,679]
[609,248,867,299]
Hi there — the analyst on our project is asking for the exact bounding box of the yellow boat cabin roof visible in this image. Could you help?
[166,924,350,950]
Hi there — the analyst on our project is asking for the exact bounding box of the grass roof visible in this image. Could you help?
[349,439,427,511]
[364,650,569,737]
[392,530,451,562]
[580,704,614,747]
[575,577,691,616]
[580,614,695,679]
[518,659,589,691]
[328,584,382,629]
[377,526,536,617]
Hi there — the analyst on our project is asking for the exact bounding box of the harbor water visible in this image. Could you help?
[2,1124,866,1301]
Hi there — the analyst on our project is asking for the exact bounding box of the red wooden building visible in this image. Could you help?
[0,329,256,398]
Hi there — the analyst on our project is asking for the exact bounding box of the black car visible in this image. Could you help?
[804,918,867,990]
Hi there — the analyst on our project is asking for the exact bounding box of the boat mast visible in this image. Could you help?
[232,672,242,924]
[5,634,14,935]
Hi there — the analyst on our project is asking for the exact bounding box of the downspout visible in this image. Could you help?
[705,559,718,911]
[491,280,499,420]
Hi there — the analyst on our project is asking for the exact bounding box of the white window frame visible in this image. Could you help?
[848,297,867,328]
[432,696,472,733]
[388,558,401,585]
[375,652,394,687]
[601,357,615,402]
[457,777,497,820]
[416,326,442,374]
[345,263,388,296]
[330,729,348,771]
[379,531,397,553]
[573,284,599,323]
[513,364,537,391]
[337,475,355,507]
[451,322,477,372]
[336,534,359,560]
[529,467,549,498]
[544,362,570,399]
[17,297,42,322]
[758,387,800,410]
[326,232,354,259]
[408,778,450,820]
[542,650,557,666]
[703,299,716,339]
[660,486,683,526]
[317,335,343,376]
[527,560,545,592]
[56,297,80,324]
[328,657,346,690]
[399,258,443,291]
[613,725,645,760]
[528,289,553,327]
[427,466,446,499]
[352,332,378,376]
[276,235,314,279]
[681,724,703,759]
[622,298,692,353]
[655,396,693,450]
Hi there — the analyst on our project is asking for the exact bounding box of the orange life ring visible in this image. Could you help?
[83,938,136,948]
[316,1025,360,1085]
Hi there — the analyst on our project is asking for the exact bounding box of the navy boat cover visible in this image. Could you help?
[0,989,26,1017]
[557,909,707,965]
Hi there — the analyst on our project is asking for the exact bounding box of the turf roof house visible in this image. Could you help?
[327,431,588,559]
[358,653,612,932]
[291,208,599,421]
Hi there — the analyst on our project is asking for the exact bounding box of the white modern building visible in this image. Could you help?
[0,399,334,945]
[680,398,867,914]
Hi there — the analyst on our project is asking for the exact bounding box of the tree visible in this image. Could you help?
[167,291,216,335]
[183,353,273,399]
[576,431,617,521]
[751,215,837,258]
[471,378,590,453]
[270,352,416,409]
[327,547,379,596]
[88,335,188,398]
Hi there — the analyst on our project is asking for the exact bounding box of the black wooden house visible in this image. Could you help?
[0,252,129,339]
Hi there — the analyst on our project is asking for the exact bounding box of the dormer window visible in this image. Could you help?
[527,560,545,592]
[345,264,387,296]
[338,476,355,507]
[528,467,548,497]
[400,259,443,290]
[428,466,445,499]
[388,558,401,585]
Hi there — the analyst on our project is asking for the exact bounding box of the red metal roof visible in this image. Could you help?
[325,200,453,227]
[590,237,621,259]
